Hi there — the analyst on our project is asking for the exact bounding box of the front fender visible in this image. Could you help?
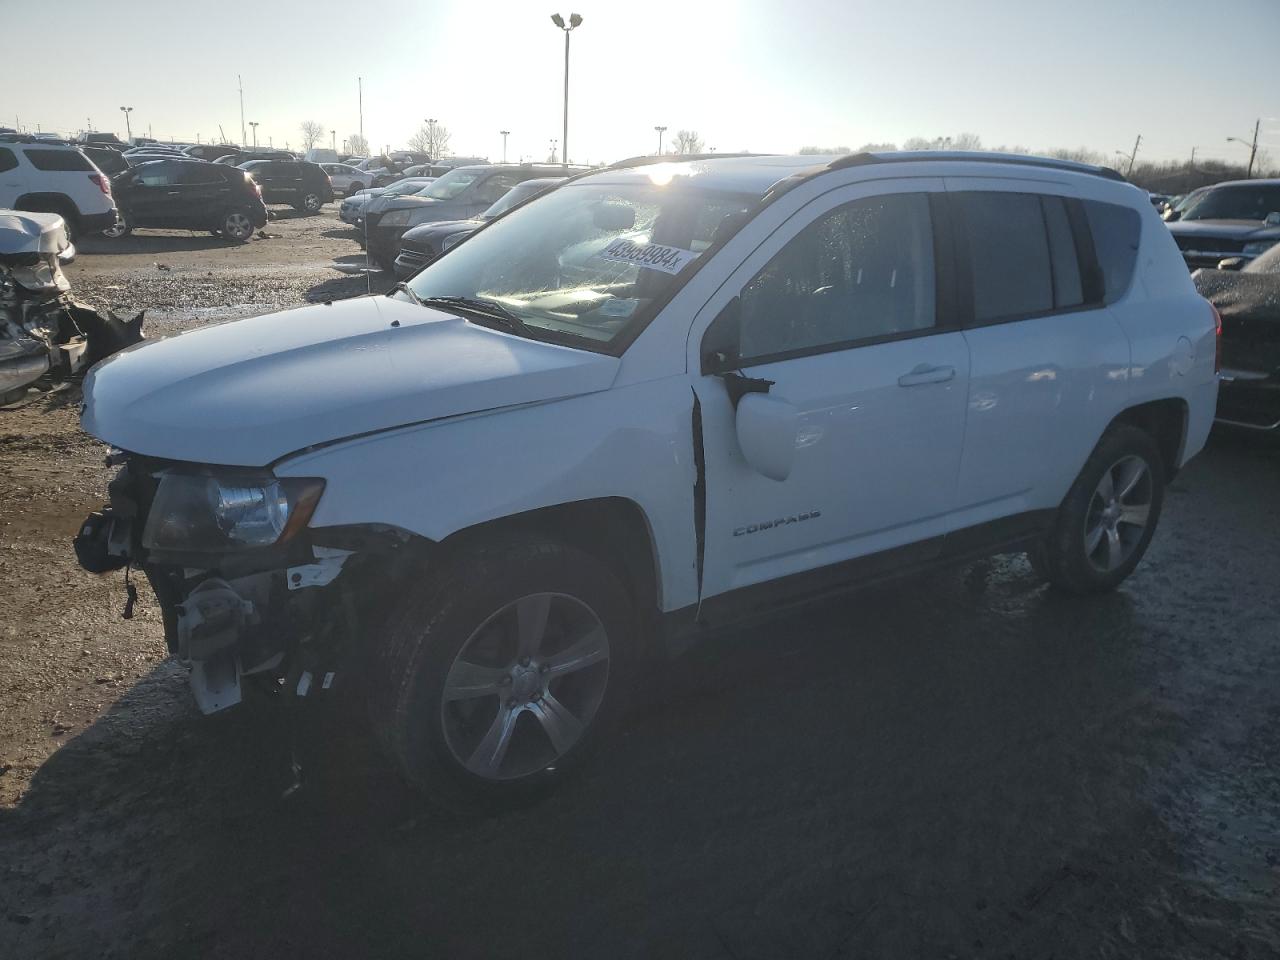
[275,376,700,612]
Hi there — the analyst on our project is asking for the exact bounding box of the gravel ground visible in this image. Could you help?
[1,210,1278,959]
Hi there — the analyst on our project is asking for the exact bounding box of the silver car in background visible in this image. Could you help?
[321,163,374,197]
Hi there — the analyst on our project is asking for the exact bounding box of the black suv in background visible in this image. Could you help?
[239,160,333,213]
[184,144,242,162]
[106,159,268,242]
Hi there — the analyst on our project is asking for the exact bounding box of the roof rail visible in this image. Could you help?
[828,150,1128,182]
[604,152,766,171]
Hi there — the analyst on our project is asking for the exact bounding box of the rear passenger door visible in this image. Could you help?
[944,182,1131,531]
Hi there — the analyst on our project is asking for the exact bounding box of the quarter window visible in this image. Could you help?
[25,148,94,172]
[956,192,1054,322]
[1083,199,1141,304]
[737,193,937,361]
[0,148,16,173]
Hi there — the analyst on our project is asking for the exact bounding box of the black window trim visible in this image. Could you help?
[949,190,1108,331]
[716,190,958,372]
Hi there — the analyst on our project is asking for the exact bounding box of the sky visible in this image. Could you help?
[3,0,1278,168]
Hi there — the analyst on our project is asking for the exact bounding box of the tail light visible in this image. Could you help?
[1210,301,1222,374]
[89,173,111,196]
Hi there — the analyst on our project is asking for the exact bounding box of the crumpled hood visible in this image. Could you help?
[81,296,620,466]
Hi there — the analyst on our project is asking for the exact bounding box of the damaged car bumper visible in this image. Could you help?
[74,457,412,714]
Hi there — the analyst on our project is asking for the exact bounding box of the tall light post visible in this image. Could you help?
[500,129,510,162]
[654,125,667,156]
[249,121,259,148]
[1227,119,1261,178]
[331,129,336,152]
[238,74,247,149]
[424,118,438,159]
[119,106,133,142]
[550,13,582,165]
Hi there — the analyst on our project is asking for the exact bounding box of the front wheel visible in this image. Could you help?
[1029,424,1165,594]
[371,536,634,812]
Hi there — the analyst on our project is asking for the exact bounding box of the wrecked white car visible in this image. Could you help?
[0,210,142,404]
[73,153,1217,810]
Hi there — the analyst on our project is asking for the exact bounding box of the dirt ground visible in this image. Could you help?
[1,208,1278,959]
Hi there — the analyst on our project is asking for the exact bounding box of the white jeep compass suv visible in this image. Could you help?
[0,136,118,240]
[75,152,1218,809]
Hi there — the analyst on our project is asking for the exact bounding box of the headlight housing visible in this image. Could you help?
[380,208,415,227]
[441,232,467,252]
[1242,240,1277,257]
[142,472,324,553]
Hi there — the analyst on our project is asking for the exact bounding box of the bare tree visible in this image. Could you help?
[299,120,326,151]
[798,145,852,155]
[673,129,704,155]
[347,133,369,156]
[854,142,899,153]
[408,120,451,159]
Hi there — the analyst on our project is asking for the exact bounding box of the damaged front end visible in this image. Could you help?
[74,455,416,715]
[1,211,143,404]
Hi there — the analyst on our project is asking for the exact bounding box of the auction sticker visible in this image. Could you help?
[599,237,696,275]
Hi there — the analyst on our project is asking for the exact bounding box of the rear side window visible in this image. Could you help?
[1041,196,1084,308]
[178,164,224,185]
[0,148,16,173]
[24,148,94,172]
[1083,200,1141,304]
[956,192,1053,322]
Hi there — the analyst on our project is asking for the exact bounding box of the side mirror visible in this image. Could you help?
[1217,257,1246,271]
[701,297,741,374]
[735,392,798,482]
[1162,208,1180,222]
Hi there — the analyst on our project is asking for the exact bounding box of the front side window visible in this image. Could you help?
[407,179,753,349]
[737,193,937,362]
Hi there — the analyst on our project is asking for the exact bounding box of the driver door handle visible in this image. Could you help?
[897,364,955,387]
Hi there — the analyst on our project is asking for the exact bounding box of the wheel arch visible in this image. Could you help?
[1107,397,1189,480]
[440,497,663,630]
[14,192,80,226]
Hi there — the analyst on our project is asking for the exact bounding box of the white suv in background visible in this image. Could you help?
[76,152,1218,810]
[0,136,118,239]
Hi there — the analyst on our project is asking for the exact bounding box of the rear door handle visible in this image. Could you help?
[897,364,956,387]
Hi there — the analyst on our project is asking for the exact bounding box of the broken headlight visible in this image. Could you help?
[142,472,324,552]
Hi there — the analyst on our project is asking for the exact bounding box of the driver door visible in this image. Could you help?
[691,180,971,606]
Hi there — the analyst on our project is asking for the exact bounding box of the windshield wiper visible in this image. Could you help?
[419,295,533,335]
[386,281,423,307]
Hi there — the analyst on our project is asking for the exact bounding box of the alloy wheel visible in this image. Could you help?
[223,213,252,241]
[303,193,322,212]
[440,592,610,781]
[103,218,129,239]
[1083,454,1152,573]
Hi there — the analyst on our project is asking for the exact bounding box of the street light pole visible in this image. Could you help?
[238,74,247,149]
[500,130,510,163]
[654,125,667,155]
[119,106,133,142]
[1227,119,1261,178]
[550,13,582,166]
[1126,133,1141,177]
[249,121,259,148]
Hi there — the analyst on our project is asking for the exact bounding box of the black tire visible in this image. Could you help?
[348,182,366,196]
[1029,424,1165,594]
[220,208,255,243]
[370,535,635,813]
[297,192,323,214]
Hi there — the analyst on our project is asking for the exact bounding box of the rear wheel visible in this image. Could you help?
[371,536,634,812]
[347,182,366,196]
[1029,424,1164,594]
[297,192,323,214]
[220,209,254,243]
